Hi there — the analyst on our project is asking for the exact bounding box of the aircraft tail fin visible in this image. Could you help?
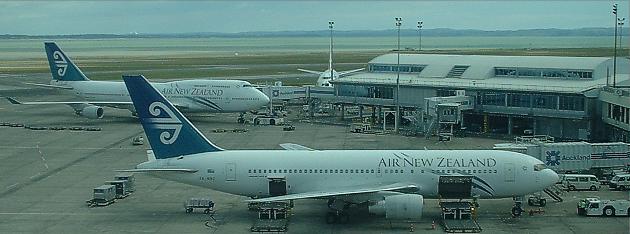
[44,42,90,81]
[123,75,223,159]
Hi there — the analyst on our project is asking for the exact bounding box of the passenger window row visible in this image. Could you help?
[246,168,497,174]
[248,169,376,174]
[432,169,498,174]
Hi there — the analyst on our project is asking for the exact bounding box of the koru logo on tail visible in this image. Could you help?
[52,51,68,77]
[147,102,182,144]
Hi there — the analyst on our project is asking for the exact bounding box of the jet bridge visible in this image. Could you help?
[424,92,473,138]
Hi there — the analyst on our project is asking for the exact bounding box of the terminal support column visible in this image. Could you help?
[371,106,376,124]
[359,106,364,119]
[340,104,345,120]
[508,116,513,135]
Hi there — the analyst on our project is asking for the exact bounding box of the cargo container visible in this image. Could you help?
[106,180,130,199]
[86,185,116,207]
[114,173,135,193]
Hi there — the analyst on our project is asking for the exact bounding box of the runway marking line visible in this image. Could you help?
[0,146,137,150]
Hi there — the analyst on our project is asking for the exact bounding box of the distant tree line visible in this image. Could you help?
[1,27,627,39]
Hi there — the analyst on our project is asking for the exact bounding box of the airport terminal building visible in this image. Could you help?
[332,53,630,142]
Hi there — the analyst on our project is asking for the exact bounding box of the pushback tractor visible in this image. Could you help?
[577,198,630,216]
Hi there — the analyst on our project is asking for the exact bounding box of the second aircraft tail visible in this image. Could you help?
[44,42,90,82]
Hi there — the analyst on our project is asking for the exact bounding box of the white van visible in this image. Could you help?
[561,174,601,191]
[609,174,630,191]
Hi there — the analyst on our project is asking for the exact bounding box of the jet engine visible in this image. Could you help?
[368,194,424,220]
[77,105,104,119]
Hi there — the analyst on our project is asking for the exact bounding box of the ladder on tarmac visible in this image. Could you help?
[543,185,563,202]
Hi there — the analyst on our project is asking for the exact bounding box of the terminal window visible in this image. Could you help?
[495,67,593,79]
[368,63,425,74]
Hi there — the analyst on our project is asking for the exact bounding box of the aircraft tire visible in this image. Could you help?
[512,207,522,217]
[325,212,337,224]
[603,207,615,216]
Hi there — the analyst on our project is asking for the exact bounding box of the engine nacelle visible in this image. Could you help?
[368,194,424,220]
[79,105,104,119]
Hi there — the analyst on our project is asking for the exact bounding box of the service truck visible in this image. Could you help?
[577,198,630,216]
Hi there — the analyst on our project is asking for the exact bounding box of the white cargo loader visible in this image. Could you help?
[577,198,630,216]
[252,115,284,125]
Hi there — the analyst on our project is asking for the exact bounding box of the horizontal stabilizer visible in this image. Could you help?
[297,68,323,75]
[23,82,73,90]
[115,168,199,173]
[246,182,419,203]
[279,143,315,151]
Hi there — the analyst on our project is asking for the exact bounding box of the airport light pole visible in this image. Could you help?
[617,18,626,51]
[329,21,334,82]
[417,21,423,51]
[395,17,402,133]
[613,4,618,87]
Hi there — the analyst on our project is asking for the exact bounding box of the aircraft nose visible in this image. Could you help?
[258,91,270,106]
[543,169,560,187]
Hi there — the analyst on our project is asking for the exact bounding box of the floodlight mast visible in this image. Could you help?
[395,17,402,133]
[417,21,423,51]
[329,21,334,81]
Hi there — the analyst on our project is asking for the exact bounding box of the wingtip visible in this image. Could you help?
[5,97,21,104]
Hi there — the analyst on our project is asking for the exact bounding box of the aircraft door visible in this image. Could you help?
[268,178,287,196]
[225,163,236,181]
[504,163,515,182]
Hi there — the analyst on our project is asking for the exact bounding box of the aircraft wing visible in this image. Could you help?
[279,143,315,151]
[297,68,323,75]
[338,68,365,77]
[115,168,199,173]
[23,82,74,90]
[6,97,131,106]
[246,182,419,203]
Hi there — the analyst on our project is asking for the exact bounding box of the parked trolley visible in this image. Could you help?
[184,198,215,214]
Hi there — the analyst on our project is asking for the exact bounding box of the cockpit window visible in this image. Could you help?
[534,164,546,171]
[242,84,252,88]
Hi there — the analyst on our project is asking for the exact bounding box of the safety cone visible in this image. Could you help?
[431,220,436,230]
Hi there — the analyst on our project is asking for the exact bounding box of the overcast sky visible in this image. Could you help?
[1,1,628,35]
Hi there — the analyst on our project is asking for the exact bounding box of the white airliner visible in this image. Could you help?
[6,42,269,119]
[119,74,559,223]
[297,22,363,87]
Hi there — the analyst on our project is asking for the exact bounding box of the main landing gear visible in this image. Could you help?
[325,198,351,224]
[237,112,246,124]
[511,196,524,217]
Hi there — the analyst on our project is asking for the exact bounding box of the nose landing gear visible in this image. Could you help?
[511,196,524,217]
